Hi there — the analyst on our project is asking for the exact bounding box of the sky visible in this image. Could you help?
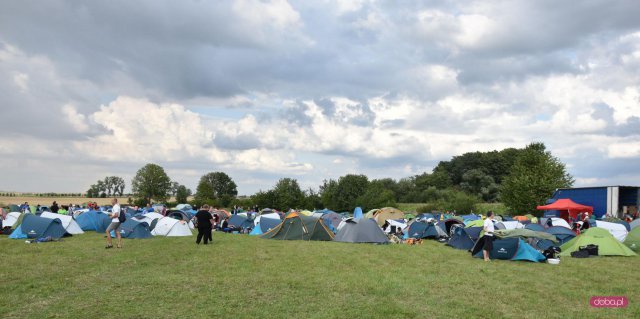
[1,0,639,195]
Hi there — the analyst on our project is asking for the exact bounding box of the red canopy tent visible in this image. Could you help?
[536,198,594,221]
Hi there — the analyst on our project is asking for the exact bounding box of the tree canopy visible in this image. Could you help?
[131,163,172,204]
[195,171,238,207]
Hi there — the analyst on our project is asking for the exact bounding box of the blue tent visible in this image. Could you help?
[472,237,546,262]
[110,219,152,239]
[76,210,111,232]
[228,214,253,230]
[9,214,66,240]
[353,207,363,220]
[446,226,476,250]
[461,214,480,222]
[524,223,546,232]
[250,217,281,236]
[536,226,576,250]
[407,220,446,239]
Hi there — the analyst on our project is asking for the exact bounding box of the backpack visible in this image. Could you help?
[118,210,126,223]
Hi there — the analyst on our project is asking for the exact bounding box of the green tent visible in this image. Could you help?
[261,212,334,241]
[624,227,640,252]
[559,227,637,257]
[9,204,20,212]
[466,219,484,228]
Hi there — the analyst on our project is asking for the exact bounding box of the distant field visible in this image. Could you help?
[0,232,638,318]
[0,196,130,207]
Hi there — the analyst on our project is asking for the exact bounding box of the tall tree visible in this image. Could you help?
[271,178,305,211]
[131,163,173,205]
[175,185,192,203]
[501,143,574,215]
[195,172,238,207]
[334,174,369,212]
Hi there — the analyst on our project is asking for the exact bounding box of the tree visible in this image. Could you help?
[332,174,369,212]
[175,185,192,203]
[501,143,574,215]
[460,169,499,202]
[271,178,305,211]
[131,163,173,205]
[356,183,396,211]
[195,172,238,207]
[320,179,339,209]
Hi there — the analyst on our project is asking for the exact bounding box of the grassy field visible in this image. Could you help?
[1,232,638,318]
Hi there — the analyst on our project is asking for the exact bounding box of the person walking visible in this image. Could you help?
[483,211,495,262]
[105,198,122,249]
[195,204,214,245]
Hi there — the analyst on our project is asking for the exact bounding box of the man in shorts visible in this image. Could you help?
[483,211,495,262]
[105,198,122,249]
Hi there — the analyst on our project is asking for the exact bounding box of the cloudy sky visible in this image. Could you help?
[1,0,639,195]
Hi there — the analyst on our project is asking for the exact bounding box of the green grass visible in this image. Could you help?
[1,233,639,318]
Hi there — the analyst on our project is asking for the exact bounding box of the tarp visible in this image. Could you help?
[334,218,389,244]
[472,237,546,262]
[537,198,593,221]
[261,212,334,241]
[151,217,192,236]
[40,212,84,234]
[9,214,66,240]
[494,229,558,243]
[75,210,111,232]
[559,227,636,257]
[624,227,640,252]
[595,220,629,242]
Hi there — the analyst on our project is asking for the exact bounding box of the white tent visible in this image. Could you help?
[500,221,525,230]
[595,221,628,242]
[384,219,407,233]
[39,212,85,234]
[540,217,572,229]
[3,212,22,228]
[151,217,192,236]
[134,212,165,226]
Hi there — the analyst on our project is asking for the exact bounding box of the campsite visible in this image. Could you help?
[1,203,640,319]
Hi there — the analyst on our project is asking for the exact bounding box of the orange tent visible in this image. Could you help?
[513,215,529,222]
[536,198,593,221]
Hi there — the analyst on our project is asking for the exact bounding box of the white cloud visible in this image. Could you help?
[61,104,89,133]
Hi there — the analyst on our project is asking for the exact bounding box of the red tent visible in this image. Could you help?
[536,198,593,221]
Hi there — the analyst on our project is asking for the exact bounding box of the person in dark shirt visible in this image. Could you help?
[51,201,59,214]
[195,204,214,245]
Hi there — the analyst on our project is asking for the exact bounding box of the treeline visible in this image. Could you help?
[0,193,83,197]
[81,142,573,215]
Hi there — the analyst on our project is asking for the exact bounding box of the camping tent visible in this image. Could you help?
[228,214,253,230]
[624,227,640,252]
[465,219,485,228]
[75,210,111,232]
[261,212,334,241]
[9,214,67,240]
[334,218,389,244]
[524,223,546,232]
[500,221,525,230]
[461,214,480,222]
[365,207,405,226]
[3,212,22,228]
[111,219,152,239]
[40,212,84,235]
[151,217,192,236]
[595,220,629,242]
[406,220,447,239]
[353,207,363,219]
[441,218,465,235]
[537,198,593,221]
[630,219,640,230]
[471,237,546,262]
[250,215,282,235]
[559,227,636,257]
[493,229,558,243]
[321,212,343,230]
[446,226,478,250]
[539,217,572,229]
[133,212,165,226]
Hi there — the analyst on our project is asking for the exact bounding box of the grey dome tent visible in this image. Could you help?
[334,218,389,244]
[111,219,153,239]
[446,226,479,250]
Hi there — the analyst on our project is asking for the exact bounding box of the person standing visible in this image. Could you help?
[195,204,214,245]
[482,211,495,262]
[51,201,59,214]
[105,198,122,249]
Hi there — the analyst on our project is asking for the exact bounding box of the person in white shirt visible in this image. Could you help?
[105,198,122,249]
[483,211,495,262]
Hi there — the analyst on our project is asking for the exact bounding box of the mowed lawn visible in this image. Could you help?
[1,232,638,319]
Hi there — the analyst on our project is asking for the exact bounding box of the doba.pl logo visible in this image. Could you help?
[590,296,628,308]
